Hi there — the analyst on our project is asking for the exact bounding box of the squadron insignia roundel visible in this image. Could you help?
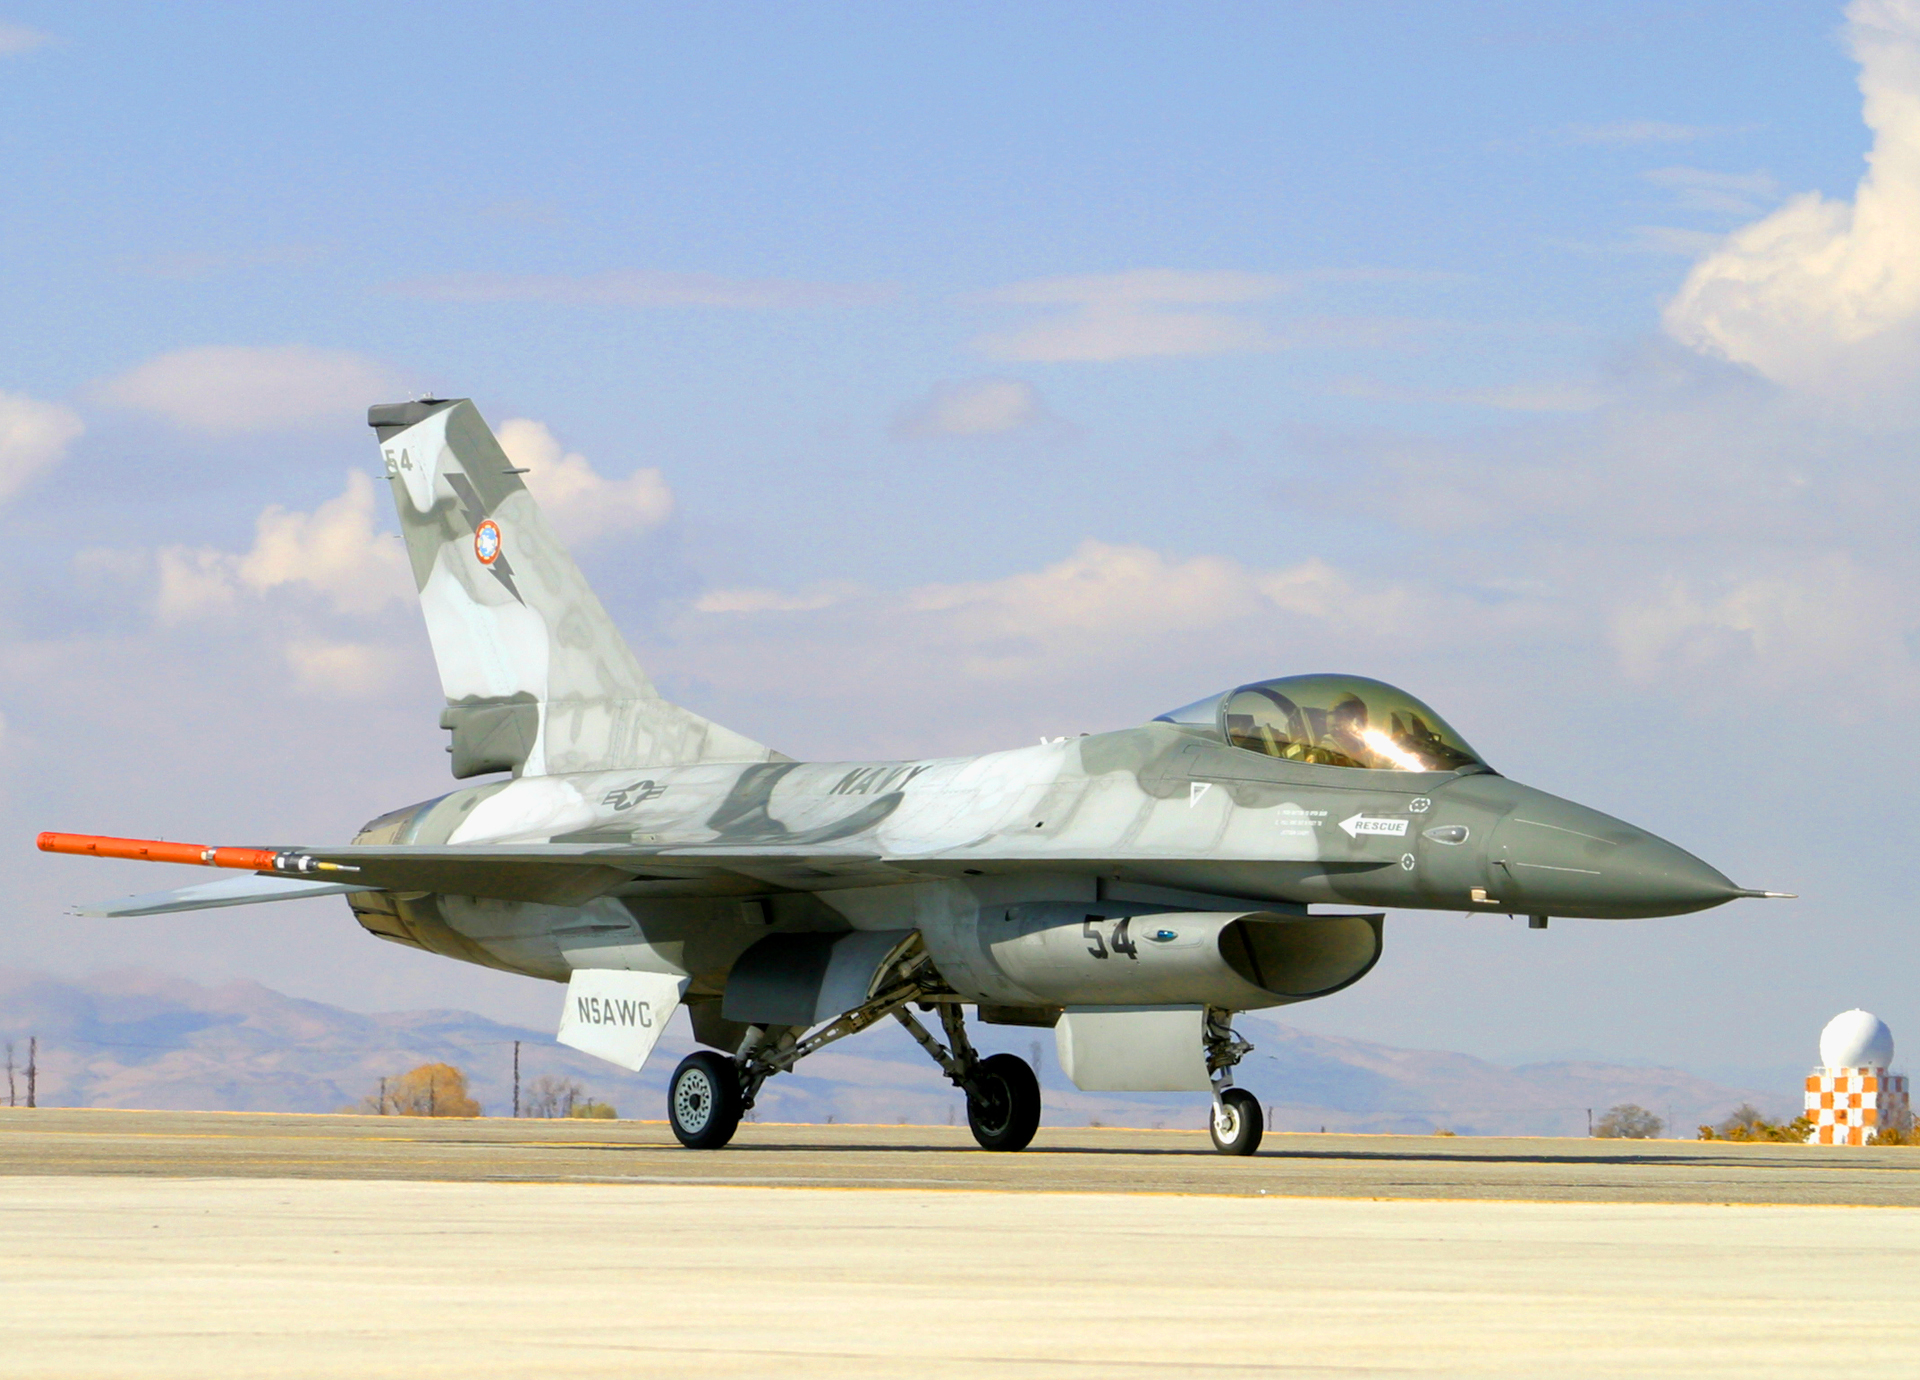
[474,519,502,566]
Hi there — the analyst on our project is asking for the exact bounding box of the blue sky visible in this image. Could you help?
[5,2,1917,1084]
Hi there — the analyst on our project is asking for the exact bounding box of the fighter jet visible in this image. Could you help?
[38,398,1789,1154]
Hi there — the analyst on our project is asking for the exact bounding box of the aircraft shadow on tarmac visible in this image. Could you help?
[519,1137,1804,1171]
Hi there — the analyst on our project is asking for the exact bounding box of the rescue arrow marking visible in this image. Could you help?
[1189,782,1212,808]
[1338,814,1409,839]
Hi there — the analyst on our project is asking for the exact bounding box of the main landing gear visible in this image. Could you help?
[964,1052,1044,1152]
[893,1004,1042,1152]
[666,954,1260,1159]
[667,1050,743,1150]
[666,938,1044,1153]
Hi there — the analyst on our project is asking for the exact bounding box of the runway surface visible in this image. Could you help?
[3,1106,1918,1204]
[2,1110,1916,1377]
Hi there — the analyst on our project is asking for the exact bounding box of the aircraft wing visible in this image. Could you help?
[77,874,380,918]
[39,832,897,908]
[293,842,894,903]
[42,831,1365,910]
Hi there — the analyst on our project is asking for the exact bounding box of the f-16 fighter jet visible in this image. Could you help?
[39,398,1790,1154]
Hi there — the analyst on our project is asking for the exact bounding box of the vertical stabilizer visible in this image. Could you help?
[368,398,779,778]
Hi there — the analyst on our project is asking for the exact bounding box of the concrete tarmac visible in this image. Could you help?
[3,1107,1919,1204]
[2,1110,1917,1377]
[2,1176,1917,1378]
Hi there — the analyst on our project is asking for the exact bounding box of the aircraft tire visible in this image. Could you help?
[1209,1087,1263,1156]
[966,1052,1041,1152]
[668,1050,743,1150]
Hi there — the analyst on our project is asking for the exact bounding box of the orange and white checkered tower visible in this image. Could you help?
[1806,1009,1909,1145]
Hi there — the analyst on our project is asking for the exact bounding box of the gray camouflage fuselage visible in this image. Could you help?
[51,395,1767,1061]
[344,716,1747,1017]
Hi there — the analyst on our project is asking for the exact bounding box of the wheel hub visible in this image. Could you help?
[674,1070,714,1134]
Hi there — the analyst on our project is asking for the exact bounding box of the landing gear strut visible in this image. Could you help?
[666,937,1044,1152]
[894,1001,1041,1151]
[1205,1009,1262,1156]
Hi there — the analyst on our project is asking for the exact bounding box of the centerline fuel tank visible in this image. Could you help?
[975,904,1382,1010]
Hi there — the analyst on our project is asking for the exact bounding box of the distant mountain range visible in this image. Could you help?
[0,968,1797,1136]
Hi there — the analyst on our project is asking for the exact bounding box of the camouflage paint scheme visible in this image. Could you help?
[59,398,1777,1065]
[334,400,1763,1026]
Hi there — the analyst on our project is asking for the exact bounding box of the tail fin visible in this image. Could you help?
[368,398,780,778]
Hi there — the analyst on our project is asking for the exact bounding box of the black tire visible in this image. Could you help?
[668,1051,743,1150]
[1209,1087,1263,1156]
[966,1052,1042,1152]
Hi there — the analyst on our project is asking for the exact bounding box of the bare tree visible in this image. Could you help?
[1719,1103,1766,1137]
[523,1075,585,1118]
[1594,1104,1663,1139]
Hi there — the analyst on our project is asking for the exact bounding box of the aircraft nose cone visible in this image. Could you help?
[1489,791,1740,919]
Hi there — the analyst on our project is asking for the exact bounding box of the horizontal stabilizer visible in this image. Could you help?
[77,874,379,918]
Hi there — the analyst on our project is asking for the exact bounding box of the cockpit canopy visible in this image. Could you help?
[1154,674,1484,773]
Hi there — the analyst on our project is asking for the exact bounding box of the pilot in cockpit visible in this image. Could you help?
[1164,674,1486,775]
[1323,693,1372,766]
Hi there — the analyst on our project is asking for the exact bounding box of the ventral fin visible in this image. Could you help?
[555,969,690,1072]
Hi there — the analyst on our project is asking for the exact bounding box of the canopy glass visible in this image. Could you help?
[1156,674,1484,773]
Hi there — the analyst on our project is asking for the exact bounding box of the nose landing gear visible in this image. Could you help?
[1210,1087,1263,1155]
[1205,1009,1262,1155]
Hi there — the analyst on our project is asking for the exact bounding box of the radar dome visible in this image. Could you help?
[1819,1010,1894,1070]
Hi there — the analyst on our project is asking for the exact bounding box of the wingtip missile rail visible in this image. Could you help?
[36,832,359,876]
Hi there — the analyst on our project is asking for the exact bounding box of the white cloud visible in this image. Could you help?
[0,22,49,55]
[1642,166,1780,215]
[691,543,1416,658]
[1664,1,1920,391]
[1624,226,1728,256]
[389,269,896,309]
[891,378,1056,438]
[156,471,412,622]
[0,391,82,502]
[1336,377,1607,413]
[97,346,405,433]
[903,542,1425,670]
[975,269,1288,363]
[909,541,1271,637]
[153,546,241,622]
[988,270,1289,308]
[1609,555,1915,698]
[695,583,860,614]
[495,418,673,543]
[282,640,407,699]
[687,540,1440,699]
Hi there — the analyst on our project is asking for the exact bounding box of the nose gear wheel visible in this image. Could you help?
[1210,1086,1263,1155]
